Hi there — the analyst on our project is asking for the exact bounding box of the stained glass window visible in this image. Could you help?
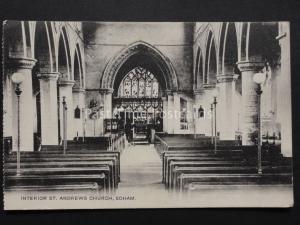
[118,67,160,98]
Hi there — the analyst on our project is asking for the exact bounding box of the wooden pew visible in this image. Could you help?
[166,158,289,189]
[162,150,287,187]
[5,183,100,193]
[177,173,292,192]
[157,134,291,193]
[162,150,244,180]
[165,160,248,188]
[6,151,121,183]
[5,158,117,190]
[163,155,246,185]
[171,165,292,189]
[4,149,121,193]
[161,150,291,191]
[5,174,107,192]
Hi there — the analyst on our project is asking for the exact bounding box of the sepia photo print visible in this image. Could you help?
[2,21,293,209]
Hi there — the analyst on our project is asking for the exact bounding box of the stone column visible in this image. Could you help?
[59,80,75,140]
[38,72,59,145]
[167,93,174,134]
[237,61,265,145]
[203,84,216,136]
[193,88,205,135]
[173,92,181,134]
[8,57,37,151]
[216,74,238,140]
[104,89,113,119]
[161,96,168,132]
[3,72,13,138]
[98,88,113,135]
[276,23,292,157]
[73,87,86,137]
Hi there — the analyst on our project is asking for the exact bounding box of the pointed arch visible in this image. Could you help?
[73,47,82,88]
[4,21,25,58]
[23,21,31,58]
[218,22,227,73]
[240,22,249,61]
[101,41,178,92]
[248,22,280,64]
[194,47,204,89]
[219,22,238,74]
[194,47,201,88]
[33,21,55,73]
[75,43,85,88]
[197,52,204,88]
[205,31,217,84]
[57,26,71,79]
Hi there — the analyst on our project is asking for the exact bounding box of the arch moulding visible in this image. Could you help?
[100,41,178,92]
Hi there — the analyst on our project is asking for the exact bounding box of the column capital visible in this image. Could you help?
[237,61,265,72]
[59,79,75,87]
[7,57,37,70]
[73,87,86,93]
[203,83,216,90]
[37,72,60,81]
[217,74,239,83]
[99,88,114,94]
[106,88,114,94]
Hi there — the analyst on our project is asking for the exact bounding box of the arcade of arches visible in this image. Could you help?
[3,21,292,157]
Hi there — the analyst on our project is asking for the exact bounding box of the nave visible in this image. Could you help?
[3,21,293,209]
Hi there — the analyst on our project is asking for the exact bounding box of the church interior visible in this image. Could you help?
[2,21,293,207]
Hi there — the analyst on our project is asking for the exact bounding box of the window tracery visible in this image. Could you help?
[118,67,160,98]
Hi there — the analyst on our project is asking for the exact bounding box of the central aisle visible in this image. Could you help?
[117,144,166,192]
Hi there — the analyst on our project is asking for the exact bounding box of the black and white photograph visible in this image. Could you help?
[2,21,293,210]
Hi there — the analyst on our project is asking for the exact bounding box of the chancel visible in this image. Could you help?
[2,21,293,209]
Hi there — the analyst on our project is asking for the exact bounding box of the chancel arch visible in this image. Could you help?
[100,42,176,134]
[101,41,178,92]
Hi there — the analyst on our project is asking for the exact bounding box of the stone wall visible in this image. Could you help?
[83,22,194,91]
